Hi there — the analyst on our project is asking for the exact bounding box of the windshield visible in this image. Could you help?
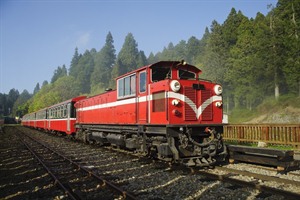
[152,67,171,82]
[178,69,196,79]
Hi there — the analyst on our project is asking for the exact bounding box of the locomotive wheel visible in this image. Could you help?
[148,146,158,160]
[75,129,87,143]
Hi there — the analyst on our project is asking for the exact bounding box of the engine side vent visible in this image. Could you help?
[153,92,165,112]
[184,87,197,121]
[201,90,212,121]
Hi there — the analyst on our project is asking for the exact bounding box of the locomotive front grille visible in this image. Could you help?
[184,87,197,121]
[201,90,213,120]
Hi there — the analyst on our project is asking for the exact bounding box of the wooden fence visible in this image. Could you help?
[223,124,300,147]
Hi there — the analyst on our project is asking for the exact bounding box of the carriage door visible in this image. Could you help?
[137,71,147,123]
[48,109,51,130]
[67,103,71,132]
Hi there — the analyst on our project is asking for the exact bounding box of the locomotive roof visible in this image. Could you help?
[116,60,202,79]
[150,61,201,72]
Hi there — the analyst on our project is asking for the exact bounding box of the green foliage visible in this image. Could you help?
[75,50,94,94]
[1,89,20,116]
[274,0,300,95]
[28,76,81,112]
[147,52,159,64]
[230,94,300,123]
[42,80,48,88]
[114,33,139,76]
[91,32,116,93]
[33,83,40,95]
[69,47,81,77]
[110,33,141,88]
[12,90,32,117]
[228,108,258,123]
[258,94,300,111]
[0,93,7,117]
[137,50,148,67]
[51,65,67,83]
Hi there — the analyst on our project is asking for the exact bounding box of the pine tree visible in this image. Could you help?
[51,65,68,83]
[186,36,200,64]
[137,51,147,67]
[274,0,300,96]
[174,40,187,61]
[91,32,116,94]
[76,50,94,94]
[12,89,31,116]
[69,47,81,78]
[227,16,266,109]
[114,33,139,76]
[42,80,48,88]
[7,89,19,115]
[253,12,274,98]
[0,93,7,116]
[195,27,210,67]
[148,52,158,64]
[201,20,226,83]
[33,83,40,94]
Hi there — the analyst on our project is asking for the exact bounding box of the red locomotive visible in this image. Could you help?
[22,61,226,166]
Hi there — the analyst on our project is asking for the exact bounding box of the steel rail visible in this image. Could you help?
[214,166,300,187]
[192,167,300,199]
[17,134,81,200]
[16,129,137,200]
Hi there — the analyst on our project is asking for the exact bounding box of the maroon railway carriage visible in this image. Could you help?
[47,96,86,134]
[22,112,36,127]
[35,108,47,129]
[22,96,86,135]
[75,61,226,166]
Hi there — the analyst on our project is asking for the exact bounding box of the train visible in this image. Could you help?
[22,61,227,166]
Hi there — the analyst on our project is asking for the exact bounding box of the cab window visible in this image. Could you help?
[178,69,196,79]
[139,71,146,93]
[152,67,171,82]
[117,74,136,99]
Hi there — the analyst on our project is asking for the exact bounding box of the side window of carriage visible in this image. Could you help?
[117,73,136,99]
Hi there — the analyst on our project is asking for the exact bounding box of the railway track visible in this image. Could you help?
[15,127,136,200]
[1,126,300,199]
[194,165,300,199]
[0,127,64,199]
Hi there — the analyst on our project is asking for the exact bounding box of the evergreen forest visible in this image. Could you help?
[1,0,299,121]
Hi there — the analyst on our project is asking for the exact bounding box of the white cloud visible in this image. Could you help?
[75,32,91,48]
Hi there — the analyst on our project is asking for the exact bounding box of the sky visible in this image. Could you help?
[0,0,278,95]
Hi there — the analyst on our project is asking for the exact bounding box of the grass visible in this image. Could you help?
[228,94,300,123]
[228,108,258,123]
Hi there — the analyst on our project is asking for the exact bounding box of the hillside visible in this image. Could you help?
[245,106,300,124]
[229,95,300,124]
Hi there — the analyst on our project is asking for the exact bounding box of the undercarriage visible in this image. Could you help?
[75,124,227,167]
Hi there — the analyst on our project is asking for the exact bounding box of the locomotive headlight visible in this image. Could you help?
[214,85,222,95]
[215,101,222,107]
[172,99,180,106]
[170,80,181,92]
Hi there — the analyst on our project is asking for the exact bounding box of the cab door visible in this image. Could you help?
[137,71,147,123]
